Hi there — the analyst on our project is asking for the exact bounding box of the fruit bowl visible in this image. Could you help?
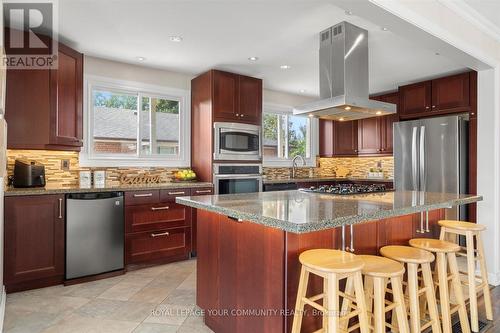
[173,169,197,182]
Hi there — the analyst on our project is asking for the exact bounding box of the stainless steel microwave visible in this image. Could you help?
[213,122,261,161]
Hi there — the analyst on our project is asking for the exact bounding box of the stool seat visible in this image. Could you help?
[380,245,435,264]
[299,249,364,273]
[438,220,486,231]
[358,255,405,277]
[409,238,460,253]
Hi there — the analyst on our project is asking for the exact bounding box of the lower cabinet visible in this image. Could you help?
[124,189,194,267]
[4,195,65,292]
[190,187,214,255]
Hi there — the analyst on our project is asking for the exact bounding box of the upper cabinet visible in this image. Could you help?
[399,72,471,119]
[5,30,83,151]
[333,120,358,156]
[212,70,262,125]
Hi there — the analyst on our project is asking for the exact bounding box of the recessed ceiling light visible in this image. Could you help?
[339,117,345,121]
[299,89,306,93]
[345,10,353,15]
[381,27,389,31]
[376,111,383,115]
[344,106,351,111]
[435,52,440,56]
[248,56,259,61]
[136,56,146,61]
[308,114,314,118]
[169,36,183,42]
[280,65,291,70]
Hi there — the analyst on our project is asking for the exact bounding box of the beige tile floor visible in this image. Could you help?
[4,259,214,333]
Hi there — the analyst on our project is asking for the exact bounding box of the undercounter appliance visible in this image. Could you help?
[394,115,468,221]
[66,192,124,280]
[213,163,263,194]
[213,122,261,161]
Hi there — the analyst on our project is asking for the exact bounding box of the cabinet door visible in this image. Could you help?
[238,75,262,124]
[333,120,358,156]
[379,93,399,154]
[212,71,239,121]
[319,119,334,157]
[357,117,381,154]
[399,81,432,116]
[4,195,65,290]
[50,44,83,147]
[431,72,470,112]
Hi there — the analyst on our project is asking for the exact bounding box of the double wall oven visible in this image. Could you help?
[213,122,263,195]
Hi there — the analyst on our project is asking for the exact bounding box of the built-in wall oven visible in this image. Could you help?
[213,163,262,194]
[213,122,261,161]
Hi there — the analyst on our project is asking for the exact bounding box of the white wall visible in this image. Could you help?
[84,56,312,107]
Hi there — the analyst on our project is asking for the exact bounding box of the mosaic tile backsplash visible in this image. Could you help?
[7,150,394,188]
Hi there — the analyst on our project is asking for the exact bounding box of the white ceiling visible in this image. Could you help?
[462,0,500,41]
[58,0,468,97]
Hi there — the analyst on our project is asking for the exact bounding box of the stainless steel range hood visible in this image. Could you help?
[293,22,396,120]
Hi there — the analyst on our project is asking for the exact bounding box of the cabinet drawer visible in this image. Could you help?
[125,202,190,233]
[190,187,213,196]
[125,227,191,264]
[160,188,191,202]
[125,190,160,206]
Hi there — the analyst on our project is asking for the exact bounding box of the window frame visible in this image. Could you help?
[262,103,318,167]
[80,75,191,167]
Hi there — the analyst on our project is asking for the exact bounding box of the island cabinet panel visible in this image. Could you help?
[4,195,65,292]
[349,221,380,255]
[197,210,285,333]
[190,187,214,255]
[412,209,445,239]
[381,214,415,246]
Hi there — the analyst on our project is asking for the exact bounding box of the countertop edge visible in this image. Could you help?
[176,194,483,234]
[5,182,214,197]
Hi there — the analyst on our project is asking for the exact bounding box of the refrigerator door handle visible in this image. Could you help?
[419,126,426,192]
[411,127,419,191]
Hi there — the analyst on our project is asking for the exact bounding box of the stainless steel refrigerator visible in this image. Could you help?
[394,115,468,220]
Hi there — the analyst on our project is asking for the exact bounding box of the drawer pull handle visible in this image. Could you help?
[151,231,169,237]
[195,190,212,194]
[133,193,153,197]
[168,191,186,195]
[151,206,170,211]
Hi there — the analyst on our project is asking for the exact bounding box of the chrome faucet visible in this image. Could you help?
[291,155,306,178]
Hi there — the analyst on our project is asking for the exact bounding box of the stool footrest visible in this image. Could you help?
[302,297,326,313]
[309,293,324,302]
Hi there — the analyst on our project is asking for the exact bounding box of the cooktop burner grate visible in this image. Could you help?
[300,183,390,195]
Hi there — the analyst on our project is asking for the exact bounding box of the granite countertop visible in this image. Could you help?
[5,182,213,197]
[176,190,482,234]
[263,176,393,184]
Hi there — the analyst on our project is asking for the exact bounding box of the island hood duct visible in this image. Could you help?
[293,21,396,120]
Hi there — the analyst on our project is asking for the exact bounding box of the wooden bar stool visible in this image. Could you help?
[355,255,410,333]
[409,238,470,333]
[380,245,442,333]
[291,249,369,333]
[439,220,493,332]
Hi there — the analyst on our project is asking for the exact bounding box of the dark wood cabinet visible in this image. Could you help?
[348,221,379,255]
[124,188,193,267]
[399,72,472,119]
[333,120,358,156]
[190,187,214,255]
[357,117,381,155]
[319,119,334,157]
[5,195,65,292]
[412,209,445,239]
[5,37,83,151]
[399,81,432,117]
[382,214,415,246]
[212,70,262,125]
[431,72,470,112]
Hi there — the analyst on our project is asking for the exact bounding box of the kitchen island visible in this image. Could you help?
[176,190,482,333]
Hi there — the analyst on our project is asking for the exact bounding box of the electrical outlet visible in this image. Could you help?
[61,159,70,171]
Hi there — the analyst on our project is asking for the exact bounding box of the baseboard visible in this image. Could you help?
[0,285,6,333]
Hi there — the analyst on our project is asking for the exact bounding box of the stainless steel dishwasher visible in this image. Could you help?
[66,192,124,280]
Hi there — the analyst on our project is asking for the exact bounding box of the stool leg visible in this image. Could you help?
[448,252,471,333]
[436,252,452,333]
[373,277,386,333]
[422,262,442,333]
[291,266,309,333]
[323,276,328,331]
[391,275,410,333]
[340,276,354,330]
[325,273,339,333]
[364,276,374,328]
[353,271,370,333]
[407,263,421,333]
[466,231,479,332]
[476,233,493,321]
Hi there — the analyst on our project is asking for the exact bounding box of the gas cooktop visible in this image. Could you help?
[300,183,390,195]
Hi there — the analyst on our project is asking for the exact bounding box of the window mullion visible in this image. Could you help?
[285,115,289,159]
[137,93,141,157]
[150,96,157,155]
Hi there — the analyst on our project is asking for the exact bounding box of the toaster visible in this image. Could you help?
[13,159,46,188]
